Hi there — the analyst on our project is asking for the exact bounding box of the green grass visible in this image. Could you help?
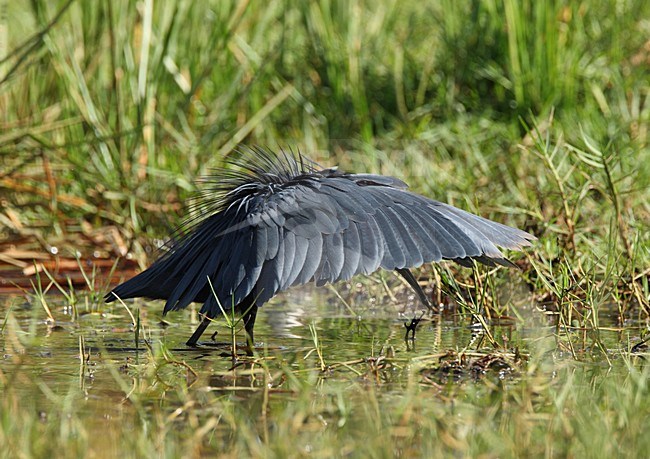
[1,0,649,457]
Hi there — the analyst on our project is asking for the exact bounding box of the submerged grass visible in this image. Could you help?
[1,0,649,457]
[1,298,649,458]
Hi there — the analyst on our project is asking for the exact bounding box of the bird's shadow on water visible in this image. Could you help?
[97,340,287,362]
[170,341,288,359]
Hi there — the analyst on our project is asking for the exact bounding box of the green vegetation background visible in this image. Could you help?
[2,0,648,263]
[1,1,649,457]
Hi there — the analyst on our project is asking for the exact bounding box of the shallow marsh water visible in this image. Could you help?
[1,286,648,458]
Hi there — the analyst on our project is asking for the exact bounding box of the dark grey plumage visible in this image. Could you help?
[105,147,536,349]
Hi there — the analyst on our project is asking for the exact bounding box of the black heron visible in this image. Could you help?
[106,148,535,350]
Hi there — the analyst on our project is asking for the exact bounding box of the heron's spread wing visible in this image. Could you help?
[243,173,535,304]
[107,168,535,313]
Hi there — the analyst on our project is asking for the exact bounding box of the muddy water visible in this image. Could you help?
[1,287,644,456]
[1,285,635,382]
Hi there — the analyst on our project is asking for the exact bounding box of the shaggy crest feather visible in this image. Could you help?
[204,147,319,206]
[169,146,324,245]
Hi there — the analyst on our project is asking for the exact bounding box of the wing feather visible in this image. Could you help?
[355,217,384,275]
[340,220,361,280]
[254,246,281,304]
[392,203,441,262]
[295,232,323,285]
[372,209,405,269]
[315,232,345,285]
[383,206,424,267]
[280,230,296,288]
[287,235,310,287]
[264,220,280,260]
[437,203,533,250]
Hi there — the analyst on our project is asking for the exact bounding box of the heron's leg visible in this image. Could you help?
[403,312,425,341]
[241,304,258,356]
[186,312,215,347]
[396,268,434,311]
